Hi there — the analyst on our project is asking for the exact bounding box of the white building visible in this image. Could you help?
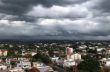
[9,67,25,72]
[63,53,82,67]
[37,66,54,72]
[18,58,26,60]
[50,55,59,63]
[99,58,110,66]
[32,62,45,67]
[17,60,31,69]
[31,52,37,56]
[63,59,76,67]
[89,47,95,50]
[0,64,7,70]
[79,46,84,49]
[67,53,81,61]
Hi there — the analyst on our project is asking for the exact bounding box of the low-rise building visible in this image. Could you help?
[0,64,7,70]
[99,58,110,66]
[32,62,45,67]
[37,66,54,72]
[0,49,8,56]
[17,60,31,69]
[9,67,25,72]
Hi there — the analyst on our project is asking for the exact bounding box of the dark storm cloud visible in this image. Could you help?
[0,0,88,21]
[0,0,110,40]
[0,0,88,14]
[95,0,110,13]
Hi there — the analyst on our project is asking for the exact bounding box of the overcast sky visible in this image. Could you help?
[0,0,110,40]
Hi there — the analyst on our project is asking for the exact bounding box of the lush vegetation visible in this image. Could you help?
[78,58,100,72]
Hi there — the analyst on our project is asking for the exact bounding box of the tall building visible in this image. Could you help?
[65,47,73,54]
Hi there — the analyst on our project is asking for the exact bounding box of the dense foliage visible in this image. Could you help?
[77,58,100,72]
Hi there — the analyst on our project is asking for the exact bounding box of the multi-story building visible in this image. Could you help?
[65,47,73,54]
[68,53,81,61]
[63,53,82,67]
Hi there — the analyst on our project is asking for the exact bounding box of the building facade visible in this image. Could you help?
[0,49,8,56]
[65,47,73,54]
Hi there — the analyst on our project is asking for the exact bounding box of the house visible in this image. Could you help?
[37,66,54,72]
[9,67,24,72]
[82,50,86,53]
[14,51,18,54]
[50,55,59,63]
[5,64,12,69]
[0,49,8,56]
[9,45,13,48]
[78,46,84,49]
[57,59,64,66]
[32,62,45,67]
[18,58,26,60]
[99,58,110,66]
[0,64,7,70]
[28,67,40,72]
[31,52,37,56]
[17,60,31,69]
[53,51,59,54]
[107,49,110,53]
[63,59,76,67]
[89,47,95,50]
[97,48,102,52]
[11,58,17,61]
[70,65,78,72]
[0,59,3,62]
[5,58,11,64]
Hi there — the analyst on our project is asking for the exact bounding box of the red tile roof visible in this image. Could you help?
[101,67,106,71]
[70,65,78,71]
[70,65,78,68]
[1,49,7,51]
[28,68,40,72]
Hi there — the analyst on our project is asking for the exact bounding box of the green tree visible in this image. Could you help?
[37,58,42,62]
[11,61,15,65]
[32,58,37,62]
[105,68,110,72]
[92,69,104,72]
[87,49,97,53]
[33,53,51,63]
[77,70,84,72]
[25,68,28,72]
[7,51,14,57]
[75,49,82,53]
[77,58,100,72]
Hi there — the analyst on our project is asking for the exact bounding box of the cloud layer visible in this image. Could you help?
[0,0,110,40]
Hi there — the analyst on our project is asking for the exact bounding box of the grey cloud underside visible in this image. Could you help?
[0,0,88,21]
[94,0,110,13]
[0,0,110,40]
[0,0,87,14]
